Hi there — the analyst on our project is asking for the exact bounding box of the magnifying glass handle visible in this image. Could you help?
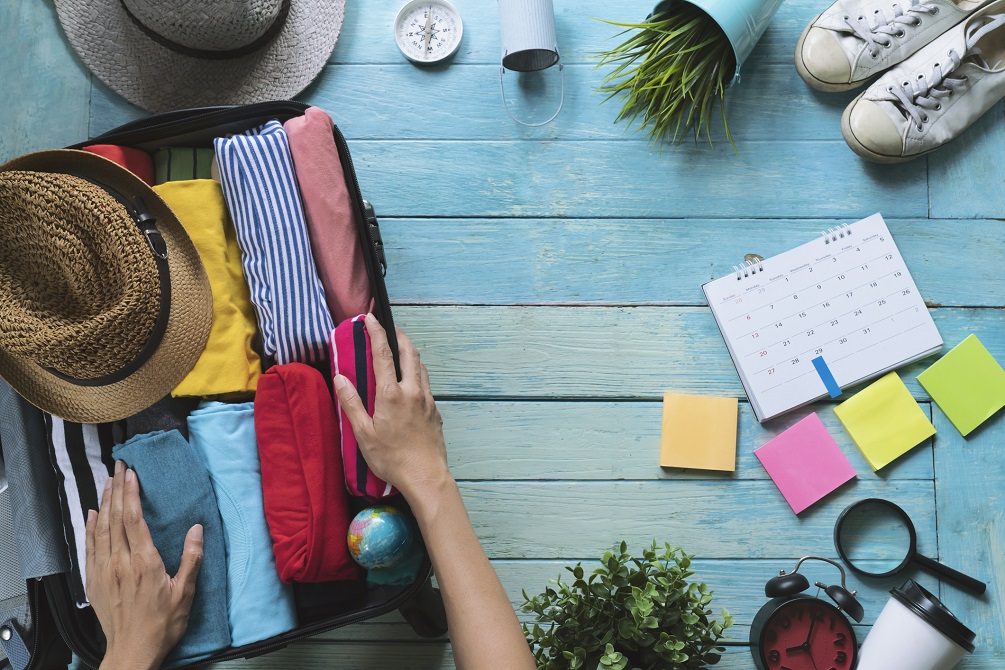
[913,554,987,596]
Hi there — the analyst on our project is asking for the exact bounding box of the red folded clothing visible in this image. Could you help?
[255,363,360,583]
[81,144,155,185]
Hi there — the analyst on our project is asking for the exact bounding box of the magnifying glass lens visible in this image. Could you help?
[836,500,913,575]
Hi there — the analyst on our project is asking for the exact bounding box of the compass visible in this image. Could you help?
[394,0,463,65]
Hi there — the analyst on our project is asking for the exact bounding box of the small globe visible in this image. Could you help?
[347,505,414,570]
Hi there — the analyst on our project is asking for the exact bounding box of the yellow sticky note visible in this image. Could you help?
[660,394,738,471]
[917,334,1005,436]
[834,372,935,471]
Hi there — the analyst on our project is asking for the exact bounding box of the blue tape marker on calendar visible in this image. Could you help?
[812,356,842,398]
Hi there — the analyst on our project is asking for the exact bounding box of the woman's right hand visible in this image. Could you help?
[333,313,451,502]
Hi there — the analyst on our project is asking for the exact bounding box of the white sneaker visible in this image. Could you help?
[796,0,992,91]
[842,1,1005,162]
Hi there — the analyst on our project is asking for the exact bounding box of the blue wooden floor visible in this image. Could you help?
[3,1,1004,668]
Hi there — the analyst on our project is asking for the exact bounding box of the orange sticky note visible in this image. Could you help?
[660,394,738,471]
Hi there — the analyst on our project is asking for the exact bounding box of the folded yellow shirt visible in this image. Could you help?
[154,180,261,397]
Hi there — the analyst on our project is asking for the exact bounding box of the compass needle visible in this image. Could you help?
[422,6,432,56]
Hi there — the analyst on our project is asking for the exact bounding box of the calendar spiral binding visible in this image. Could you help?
[822,223,853,245]
[734,256,765,281]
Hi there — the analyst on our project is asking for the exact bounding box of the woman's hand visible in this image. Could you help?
[333,313,451,502]
[86,461,204,670]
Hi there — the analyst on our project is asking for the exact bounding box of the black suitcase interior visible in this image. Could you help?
[3,101,446,669]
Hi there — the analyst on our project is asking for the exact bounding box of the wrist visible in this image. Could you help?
[99,645,165,670]
[404,469,459,525]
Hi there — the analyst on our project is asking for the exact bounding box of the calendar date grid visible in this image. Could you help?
[734,266,906,342]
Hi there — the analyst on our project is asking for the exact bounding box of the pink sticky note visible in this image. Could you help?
[754,413,857,514]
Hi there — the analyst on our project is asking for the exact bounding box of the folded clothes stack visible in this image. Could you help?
[0,109,421,662]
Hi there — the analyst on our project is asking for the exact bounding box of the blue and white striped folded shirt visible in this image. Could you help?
[215,120,334,365]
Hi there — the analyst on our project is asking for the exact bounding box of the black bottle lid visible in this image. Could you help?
[890,580,976,653]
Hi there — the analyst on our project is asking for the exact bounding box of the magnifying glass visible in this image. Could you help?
[834,498,986,596]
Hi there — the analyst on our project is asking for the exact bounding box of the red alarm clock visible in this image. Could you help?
[750,557,864,670]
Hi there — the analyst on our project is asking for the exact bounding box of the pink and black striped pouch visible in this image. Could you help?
[330,315,397,500]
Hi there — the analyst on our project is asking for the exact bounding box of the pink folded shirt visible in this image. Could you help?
[284,107,373,325]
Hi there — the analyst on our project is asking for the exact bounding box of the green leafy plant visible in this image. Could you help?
[597,4,736,146]
[522,541,733,670]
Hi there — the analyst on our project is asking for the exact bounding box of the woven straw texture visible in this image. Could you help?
[0,151,213,424]
[0,172,160,379]
[54,0,345,113]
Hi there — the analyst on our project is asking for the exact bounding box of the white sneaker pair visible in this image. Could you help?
[797,0,1005,162]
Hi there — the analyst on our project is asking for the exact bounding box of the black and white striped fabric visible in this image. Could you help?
[44,416,118,607]
[41,396,195,607]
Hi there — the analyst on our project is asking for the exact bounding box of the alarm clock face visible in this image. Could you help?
[757,598,856,670]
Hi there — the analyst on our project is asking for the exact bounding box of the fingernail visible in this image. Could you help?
[87,509,96,524]
[365,313,376,323]
[333,375,348,391]
[104,478,113,490]
[126,469,135,483]
[191,524,204,541]
[115,460,124,474]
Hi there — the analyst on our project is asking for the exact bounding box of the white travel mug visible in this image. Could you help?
[857,580,976,670]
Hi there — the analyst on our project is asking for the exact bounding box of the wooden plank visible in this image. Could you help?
[379,218,1005,307]
[206,641,1005,669]
[317,558,925,644]
[394,306,1003,401]
[0,1,90,160]
[933,405,1005,653]
[278,64,850,142]
[348,139,927,219]
[87,78,145,139]
[457,480,935,560]
[331,0,830,66]
[929,102,1005,220]
[89,62,855,144]
[441,401,935,481]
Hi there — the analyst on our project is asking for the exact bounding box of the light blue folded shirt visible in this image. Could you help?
[188,402,297,646]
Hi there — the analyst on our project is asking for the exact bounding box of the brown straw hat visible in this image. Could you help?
[0,150,213,423]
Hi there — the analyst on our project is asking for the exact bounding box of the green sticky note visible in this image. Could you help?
[917,334,1005,436]
[834,372,935,471]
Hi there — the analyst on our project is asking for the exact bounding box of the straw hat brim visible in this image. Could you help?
[53,0,345,113]
[0,150,213,424]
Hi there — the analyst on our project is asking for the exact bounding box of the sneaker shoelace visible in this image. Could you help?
[843,1,941,58]
[884,13,1005,131]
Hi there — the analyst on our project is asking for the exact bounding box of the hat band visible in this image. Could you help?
[119,0,292,60]
[45,180,172,388]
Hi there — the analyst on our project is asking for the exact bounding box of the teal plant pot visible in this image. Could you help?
[654,0,783,85]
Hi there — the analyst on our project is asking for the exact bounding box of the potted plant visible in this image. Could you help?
[597,0,783,145]
[522,541,733,670]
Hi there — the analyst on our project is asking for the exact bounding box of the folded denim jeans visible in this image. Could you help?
[112,430,231,664]
[188,402,298,645]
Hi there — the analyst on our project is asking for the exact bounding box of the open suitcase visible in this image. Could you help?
[0,101,447,669]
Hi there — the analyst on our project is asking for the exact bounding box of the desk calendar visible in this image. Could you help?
[703,214,942,422]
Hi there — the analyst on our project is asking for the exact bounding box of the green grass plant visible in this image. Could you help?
[597,4,737,146]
